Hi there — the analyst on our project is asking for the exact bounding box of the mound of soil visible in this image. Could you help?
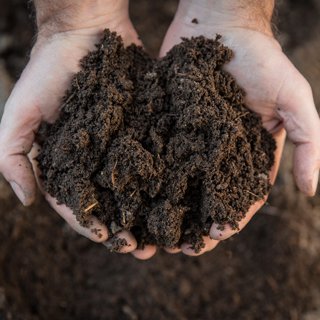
[37,30,275,252]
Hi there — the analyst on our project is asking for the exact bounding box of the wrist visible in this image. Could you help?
[177,0,275,35]
[35,0,130,37]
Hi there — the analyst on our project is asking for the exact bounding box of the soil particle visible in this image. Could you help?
[191,18,198,24]
[104,236,129,253]
[37,29,275,252]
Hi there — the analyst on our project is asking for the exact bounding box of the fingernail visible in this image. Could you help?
[312,170,319,195]
[10,181,27,206]
[103,237,130,253]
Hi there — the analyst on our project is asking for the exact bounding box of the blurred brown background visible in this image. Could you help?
[0,0,320,319]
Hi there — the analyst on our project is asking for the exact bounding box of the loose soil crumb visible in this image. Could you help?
[105,236,129,253]
[191,18,198,24]
[37,29,275,252]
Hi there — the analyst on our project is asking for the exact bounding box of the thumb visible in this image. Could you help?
[277,61,320,196]
[0,77,40,206]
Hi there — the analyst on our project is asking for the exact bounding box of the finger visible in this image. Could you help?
[28,143,47,191]
[29,144,108,242]
[210,128,286,240]
[0,154,37,206]
[268,129,287,185]
[103,230,137,253]
[0,55,51,206]
[164,247,182,254]
[181,236,219,256]
[277,62,320,196]
[131,245,157,260]
[45,194,108,242]
[0,104,40,205]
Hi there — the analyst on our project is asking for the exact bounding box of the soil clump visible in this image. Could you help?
[37,29,275,252]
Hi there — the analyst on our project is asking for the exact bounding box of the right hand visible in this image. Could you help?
[156,0,320,257]
[0,0,139,252]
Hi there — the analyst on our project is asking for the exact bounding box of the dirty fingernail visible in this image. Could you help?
[103,236,132,253]
[10,181,27,206]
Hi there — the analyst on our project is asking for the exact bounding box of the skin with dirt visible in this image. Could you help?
[37,30,275,252]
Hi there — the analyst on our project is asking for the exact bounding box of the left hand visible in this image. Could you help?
[0,0,141,252]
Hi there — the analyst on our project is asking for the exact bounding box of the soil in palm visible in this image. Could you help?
[37,30,275,252]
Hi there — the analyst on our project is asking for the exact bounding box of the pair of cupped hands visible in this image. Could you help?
[0,0,319,259]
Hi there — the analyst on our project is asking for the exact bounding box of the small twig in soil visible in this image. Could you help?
[245,190,260,198]
[176,72,201,81]
[130,190,137,197]
[60,92,76,109]
[84,202,98,213]
[235,112,249,121]
[75,77,81,91]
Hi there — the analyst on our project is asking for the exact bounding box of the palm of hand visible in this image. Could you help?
[22,36,95,123]
[0,35,91,214]
[163,25,298,127]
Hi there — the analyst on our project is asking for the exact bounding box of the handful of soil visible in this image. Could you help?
[37,30,276,252]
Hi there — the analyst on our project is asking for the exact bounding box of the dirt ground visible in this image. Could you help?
[0,0,320,319]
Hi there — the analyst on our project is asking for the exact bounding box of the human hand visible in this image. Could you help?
[135,0,319,258]
[0,0,140,251]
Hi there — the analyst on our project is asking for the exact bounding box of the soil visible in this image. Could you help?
[1,1,320,319]
[37,30,275,252]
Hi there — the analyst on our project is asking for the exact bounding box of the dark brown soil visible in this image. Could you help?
[37,30,275,252]
[1,1,320,319]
